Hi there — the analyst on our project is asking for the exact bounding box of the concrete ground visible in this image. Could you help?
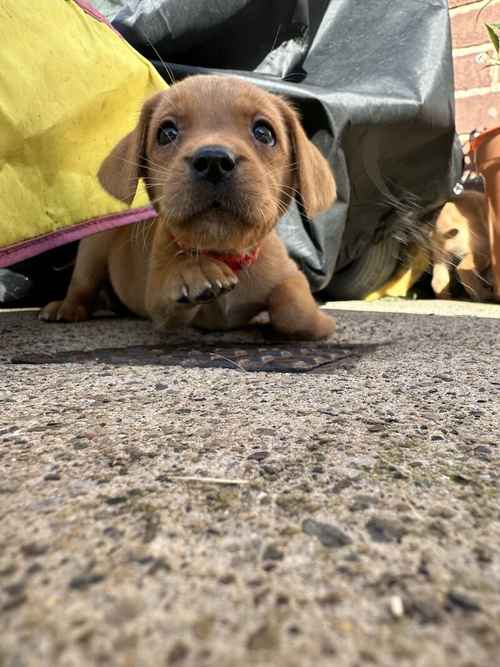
[323,299,500,319]
[1,302,499,667]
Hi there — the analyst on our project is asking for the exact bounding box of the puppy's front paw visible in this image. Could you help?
[39,300,91,323]
[164,256,238,305]
[431,278,452,300]
[268,272,336,340]
[307,311,336,340]
[280,310,336,340]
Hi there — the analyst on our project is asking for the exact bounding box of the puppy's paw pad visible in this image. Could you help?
[170,280,218,304]
[164,279,190,304]
[175,287,191,304]
[194,287,218,303]
[190,278,237,303]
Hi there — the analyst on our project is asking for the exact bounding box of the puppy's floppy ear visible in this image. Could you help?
[278,99,336,219]
[98,92,163,205]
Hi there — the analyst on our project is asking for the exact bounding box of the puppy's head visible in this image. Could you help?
[433,196,483,262]
[98,75,336,251]
[433,208,467,260]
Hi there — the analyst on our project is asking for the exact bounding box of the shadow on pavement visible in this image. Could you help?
[10,340,386,374]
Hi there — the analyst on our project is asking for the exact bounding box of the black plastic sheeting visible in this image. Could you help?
[110,0,463,293]
[0,0,462,304]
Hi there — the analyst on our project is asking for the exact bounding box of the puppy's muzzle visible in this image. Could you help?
[190,145,237,186]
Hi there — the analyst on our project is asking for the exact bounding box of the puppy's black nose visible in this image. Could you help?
[191,145,236,185]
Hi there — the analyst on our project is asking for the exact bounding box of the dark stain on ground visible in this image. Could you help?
[10,341,384,374]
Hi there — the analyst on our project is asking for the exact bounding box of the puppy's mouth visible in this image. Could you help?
[162,193,261,252]
[157,179,279,250]
[202,193,243,216]
[163,192,252,227]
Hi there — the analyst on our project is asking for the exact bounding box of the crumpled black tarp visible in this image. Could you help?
[108,0,462,294]
[0,0,462,305]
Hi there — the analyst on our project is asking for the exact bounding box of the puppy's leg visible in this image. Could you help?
[146,248,238,329]
[431,261,452,299]
[39,232,114,322]
[268,271,335,340]
[456,255,491,302]
[145,261,200,330]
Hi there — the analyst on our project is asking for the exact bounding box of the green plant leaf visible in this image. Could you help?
[486,23,500,55]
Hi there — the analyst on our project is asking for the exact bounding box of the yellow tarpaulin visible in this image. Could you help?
[0,0,166,267]
[364,247,430,301]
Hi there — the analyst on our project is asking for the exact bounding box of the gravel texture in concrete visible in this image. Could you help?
[0,309,499,667]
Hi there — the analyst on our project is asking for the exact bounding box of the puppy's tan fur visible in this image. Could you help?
[430,190,492,301]
[40,75,336,339]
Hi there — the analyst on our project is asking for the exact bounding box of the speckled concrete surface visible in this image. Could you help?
[0,309,499,667]
[324,299,500,319]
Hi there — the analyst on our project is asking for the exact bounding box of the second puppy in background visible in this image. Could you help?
[430,190,492,302]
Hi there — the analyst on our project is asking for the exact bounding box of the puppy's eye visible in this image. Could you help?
[157,121,179,145]
[252,121,276,146]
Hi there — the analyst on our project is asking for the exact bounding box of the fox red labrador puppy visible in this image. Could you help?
[40,75,336,339]
[431,190,492,302]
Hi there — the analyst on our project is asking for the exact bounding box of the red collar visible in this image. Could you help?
[169,235,260,272]
[204,246,260,272]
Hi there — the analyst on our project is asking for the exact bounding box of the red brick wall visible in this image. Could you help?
[449,0,500,140]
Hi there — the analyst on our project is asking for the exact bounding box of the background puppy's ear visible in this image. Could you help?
[97,92,163,205]
[279,99,336,219]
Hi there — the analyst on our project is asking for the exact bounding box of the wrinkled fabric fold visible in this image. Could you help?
[106,0,461,290]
